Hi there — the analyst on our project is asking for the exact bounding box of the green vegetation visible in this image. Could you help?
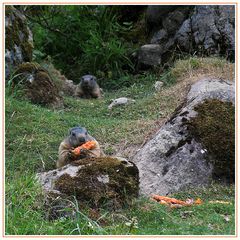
[189,99,235,182]
[5,59,235,234]
[5,5,235,235]
[20,5,135,81]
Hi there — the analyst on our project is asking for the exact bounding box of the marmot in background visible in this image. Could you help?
[75,75,102,99]
[57,126,102,168]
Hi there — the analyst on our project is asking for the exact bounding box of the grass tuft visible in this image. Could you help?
[5,57,235,235]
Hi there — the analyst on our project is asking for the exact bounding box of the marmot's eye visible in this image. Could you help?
[85,131,88,135]
[72,132,76,137]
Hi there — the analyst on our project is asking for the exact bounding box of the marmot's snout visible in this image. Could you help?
[82,78,89,85]
[77,135,86,144]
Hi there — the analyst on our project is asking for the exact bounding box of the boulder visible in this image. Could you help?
[5,6,33,79]
[14,62,63,108]
[137,44,162,68]
[162,8,190,35]
[37,157,139,210]
[176,5,235,59]
[150,29,168,44]
[133,78,234,196]
[141,5,235,70]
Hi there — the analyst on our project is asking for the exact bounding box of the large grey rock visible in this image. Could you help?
[5,6,33,79]
[133,78,234,196]
[37,157,139,209]
[151,29,168,44]
[162,9,189,35]
[137,44,162,67]
[143,5,235,70]
[174,19,192,51]
[177,5,235,58]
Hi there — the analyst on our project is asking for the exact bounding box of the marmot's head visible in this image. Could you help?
[68,126,89,147]
[80,75,97,89]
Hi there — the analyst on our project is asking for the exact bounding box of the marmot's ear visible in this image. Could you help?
[68,128,72,135]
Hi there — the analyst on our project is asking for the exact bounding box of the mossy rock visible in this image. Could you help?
[5,6,33,64]
[38,157,139,208]
[133,78,234,196]
[14,62,63,108]
[188,99,235,182]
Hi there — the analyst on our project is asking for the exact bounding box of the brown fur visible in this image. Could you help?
[75,75,102,99]
[57,127,102,168]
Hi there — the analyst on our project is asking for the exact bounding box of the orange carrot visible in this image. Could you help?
[72,140,97,156]
[194,198,203,205]
[152,195,189,206]
[152,195,203,207]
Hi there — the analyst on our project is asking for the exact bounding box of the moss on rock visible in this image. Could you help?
[55,157,139,207]
[5,6,33,62]
[16,62,42,73]
[15,62,63,108]
[189,99,235,182]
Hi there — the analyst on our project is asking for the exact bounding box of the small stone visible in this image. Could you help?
[108,97,135,110]
[154,81,164,92]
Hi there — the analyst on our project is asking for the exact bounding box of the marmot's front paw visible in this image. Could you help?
[80,148,88,155]
[68,150,75,159]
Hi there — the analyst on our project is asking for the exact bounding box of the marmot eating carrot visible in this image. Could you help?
[57,126,102,168]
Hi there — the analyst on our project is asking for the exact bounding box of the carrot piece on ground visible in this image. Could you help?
[152,195,203,207]
[152,195,189,205]
[194,198,203,205]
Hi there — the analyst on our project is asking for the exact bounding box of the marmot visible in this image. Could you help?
[57,126,102,168]
[75,75,102,99]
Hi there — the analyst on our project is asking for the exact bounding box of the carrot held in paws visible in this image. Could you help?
[72,140,97,156]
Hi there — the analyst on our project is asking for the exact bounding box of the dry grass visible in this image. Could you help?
[172,57,235,82]
[118,57,235,158]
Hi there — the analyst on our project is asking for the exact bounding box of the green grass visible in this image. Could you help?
[5,61,235,235]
